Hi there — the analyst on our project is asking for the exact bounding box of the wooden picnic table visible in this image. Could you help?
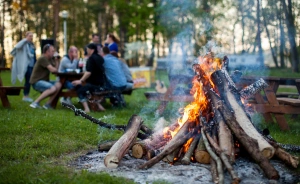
[236,76,300,130]
[0,67,24,108]
[145,74,300,131]
[50,72,83,108]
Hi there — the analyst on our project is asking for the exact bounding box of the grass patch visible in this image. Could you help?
[0,68,299,183]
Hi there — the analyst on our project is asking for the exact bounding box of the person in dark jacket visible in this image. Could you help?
[72,43,106,113]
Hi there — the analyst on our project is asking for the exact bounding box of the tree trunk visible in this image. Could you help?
[282,0,299,72]
[104,115,143,168]
[98,140,117,151]
[256,0,264,66]
[262,6,278,68]
[278,2,285,68]
[52,0,60,48]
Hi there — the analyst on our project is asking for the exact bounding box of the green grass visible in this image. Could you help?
[0,68,300,183]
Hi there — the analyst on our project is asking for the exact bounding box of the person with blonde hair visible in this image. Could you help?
[10,31,36,102]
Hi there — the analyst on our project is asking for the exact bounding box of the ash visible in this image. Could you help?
[74,150,299,184]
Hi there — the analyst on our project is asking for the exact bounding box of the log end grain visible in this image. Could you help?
[262,148,275,159]
[195,150,211,164]
[132,144,146,159]
[104,154,119,168]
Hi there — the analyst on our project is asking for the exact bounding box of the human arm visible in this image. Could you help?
[47,59,59,73]
[72,71,91,86]
[15,39,28,49]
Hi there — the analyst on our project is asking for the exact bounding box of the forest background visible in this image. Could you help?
[0,0,299,71]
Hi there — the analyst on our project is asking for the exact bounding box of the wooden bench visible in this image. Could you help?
[276,92,299,98]
[88,89,134,111]
[277,97,300,107]
[0,86,24,108]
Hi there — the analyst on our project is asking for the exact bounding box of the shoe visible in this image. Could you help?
[30,102,41,109]
[60,97,73,105]
[43,104,53,110]
[23,97,33,102]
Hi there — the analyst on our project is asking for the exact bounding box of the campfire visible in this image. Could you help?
[62,53,299,184]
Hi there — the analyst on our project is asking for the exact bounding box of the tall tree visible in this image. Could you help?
[282,0,299,72]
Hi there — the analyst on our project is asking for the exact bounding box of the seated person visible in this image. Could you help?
[101,46,127,106]
[58,46,79,104]
[29,44,61,109]
[72,43,106,113]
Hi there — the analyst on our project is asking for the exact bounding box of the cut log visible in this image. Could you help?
[132,142,148,159]
[194,136,211,164]
[211,69,275,159]
[181,134,201,165]
[215,109,235,163]
[217,101,279,180]
[163,147,181,163]
[139,121,197,169]
[267,140,299,168]
[193,65,279,179]
[239,78,268,99]
[98,140,117,151]
[104,115,143,168]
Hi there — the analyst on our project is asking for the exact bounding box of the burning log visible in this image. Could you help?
[181,134,201,165]
[163,147,181,163]
[194,136,211,164]
[104,115,143,168]
[98,140,117,151]
[193,64,279,180]
[239,78,268,100]
[210,69,275,159]
[139,121,197,169]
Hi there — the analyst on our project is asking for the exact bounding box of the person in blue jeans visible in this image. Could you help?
[72,43,106,113]
[10,31,37,102]
[29,44,61,109]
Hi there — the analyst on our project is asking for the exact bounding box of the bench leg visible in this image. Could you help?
[0,91,11,108]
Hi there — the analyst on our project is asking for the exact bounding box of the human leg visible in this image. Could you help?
[46,81,62,105]
[23,66,33,102]
[31,81,57,104]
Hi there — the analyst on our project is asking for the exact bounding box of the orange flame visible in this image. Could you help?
[163,54,223,142]
[183,137,194,153]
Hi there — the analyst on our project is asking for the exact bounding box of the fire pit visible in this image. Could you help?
[63,53,299,184]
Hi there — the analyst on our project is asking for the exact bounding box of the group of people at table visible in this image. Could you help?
[10,31,133,113]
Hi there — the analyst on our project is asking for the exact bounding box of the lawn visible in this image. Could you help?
[0,67,299,184]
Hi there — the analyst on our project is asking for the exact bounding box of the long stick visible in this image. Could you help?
[61,102,152,138]
[201,128,224,184]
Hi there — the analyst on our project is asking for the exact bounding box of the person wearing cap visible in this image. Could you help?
[29,44,62,109]
[58,46,79,105]
[72,43,106,113]
[10,31,37,102]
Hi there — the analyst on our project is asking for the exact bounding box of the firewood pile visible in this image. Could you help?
[62,53,299,184]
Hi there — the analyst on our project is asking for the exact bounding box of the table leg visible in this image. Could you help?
[0,90,11,108]
[254,93,273,123]
[156,79,178,115]
[51,78,66,108]
[264,85,290,131]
